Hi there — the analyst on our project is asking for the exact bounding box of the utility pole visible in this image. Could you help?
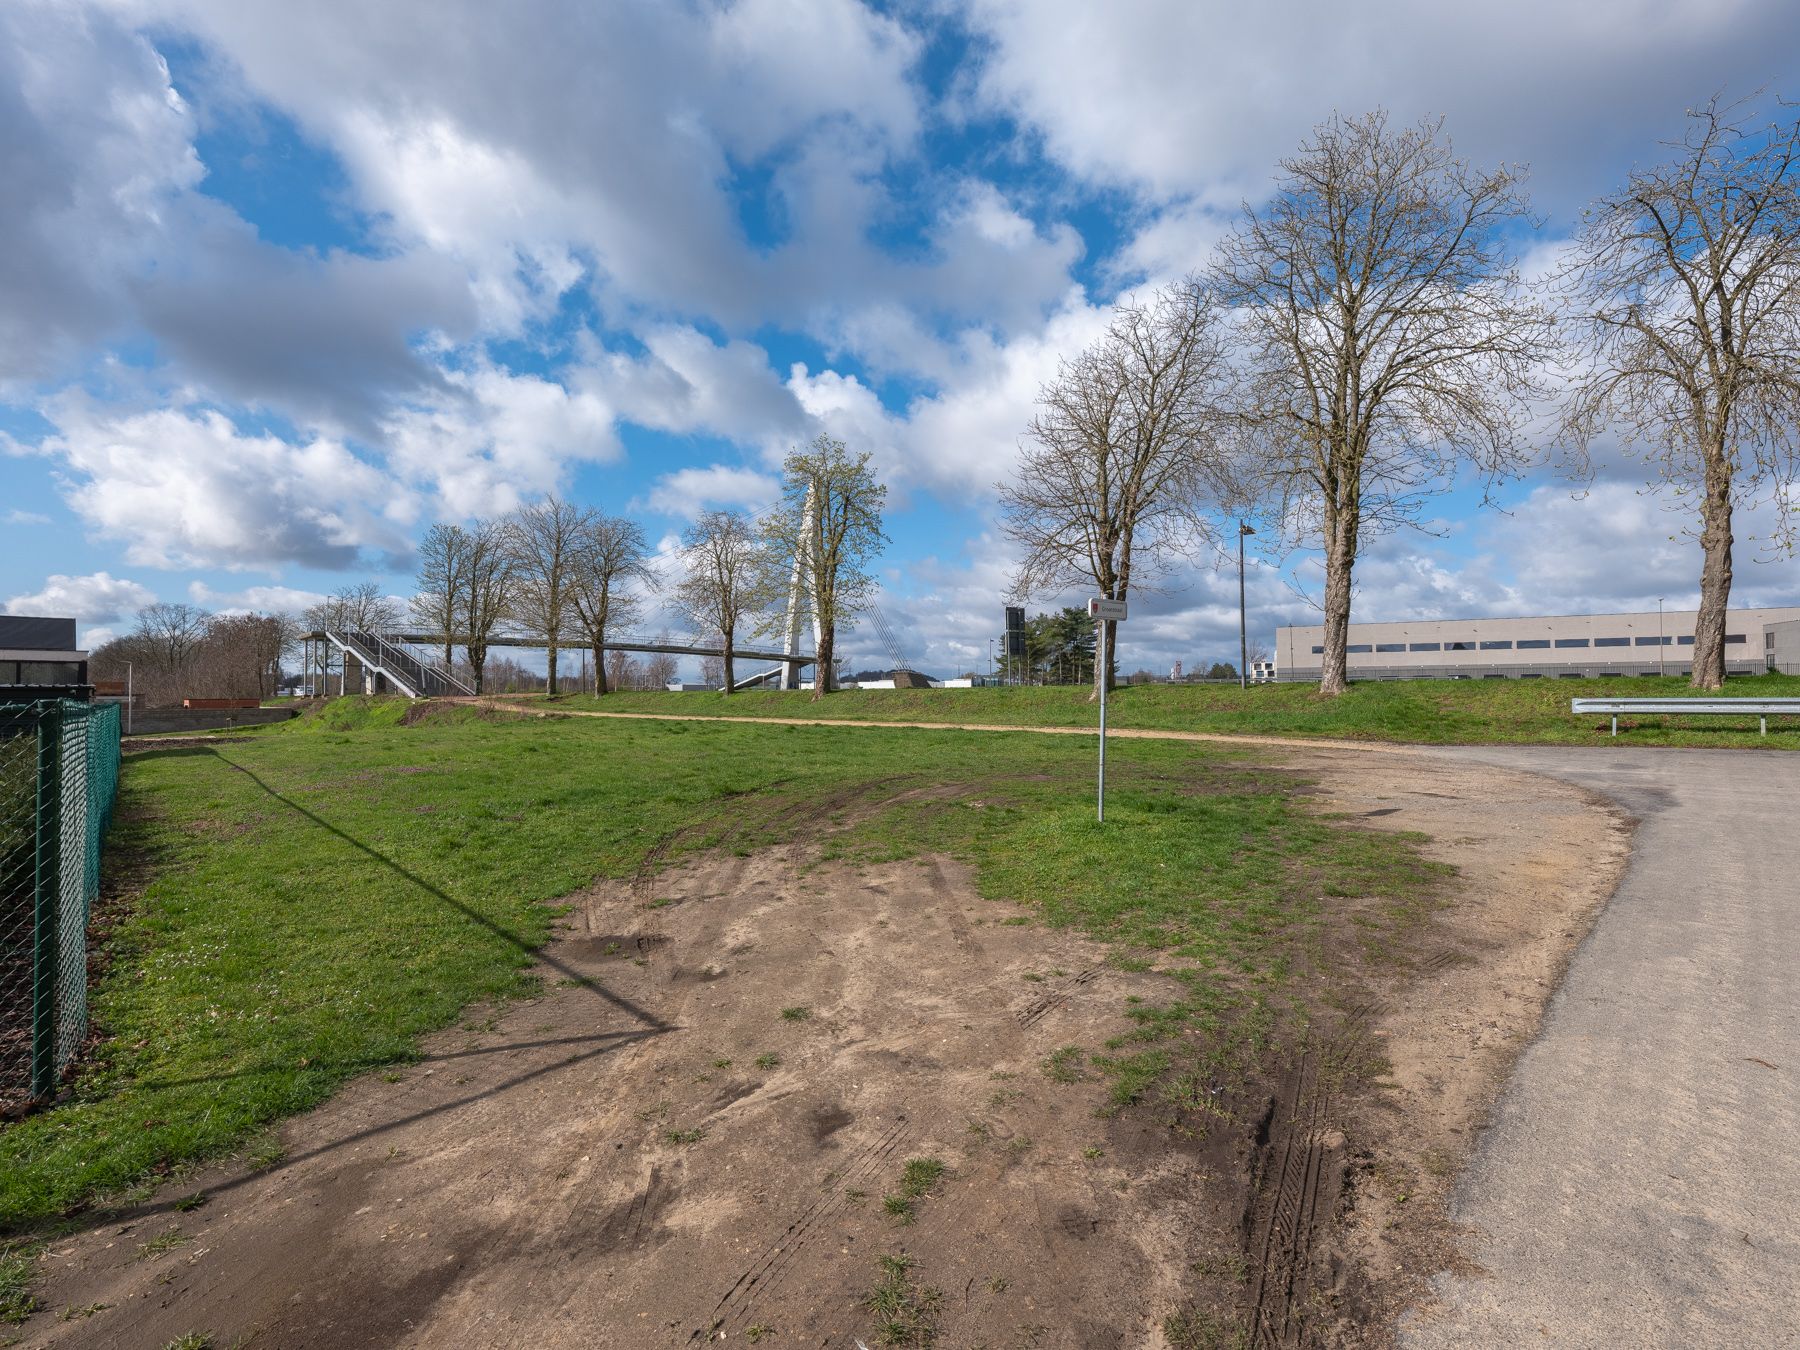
[1238,521,1256,689]
[1658,597,1666,678]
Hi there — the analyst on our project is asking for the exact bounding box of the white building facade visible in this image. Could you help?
[1275,606,1800,681]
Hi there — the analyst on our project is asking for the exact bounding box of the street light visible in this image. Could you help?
[1238,521,1257,690]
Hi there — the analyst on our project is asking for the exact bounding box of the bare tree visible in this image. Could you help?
[642,635,679,691]
[699,652,725,687]
[459,519,514,695]
[306,580,403,634]
[568,513,656,695]
[1212,110,1554,695]
[673,509,769,695]
[507,495,590,697]
[133,602,211,697]
[998,281,1237,700]
[1557,95,1800,689]
[605,648,640,692]
[763,434,887,700]
[412,522,470,669]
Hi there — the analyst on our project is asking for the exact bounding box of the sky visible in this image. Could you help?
[5,0,1800,679]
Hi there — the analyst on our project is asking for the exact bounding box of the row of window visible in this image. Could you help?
[0,660,85,686]
[1312,635,1747,655]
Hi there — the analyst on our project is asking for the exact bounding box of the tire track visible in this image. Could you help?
[688,1115,913,1342]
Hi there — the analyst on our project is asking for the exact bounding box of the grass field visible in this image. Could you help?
[0,699,1442,1236]
[525,671,1800,747]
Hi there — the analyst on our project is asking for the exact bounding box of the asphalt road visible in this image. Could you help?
[1402,746,1800,1348]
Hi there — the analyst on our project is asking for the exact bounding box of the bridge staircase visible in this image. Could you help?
[321,631,476,699]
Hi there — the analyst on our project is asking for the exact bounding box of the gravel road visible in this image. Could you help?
[1403,746,1800,1348]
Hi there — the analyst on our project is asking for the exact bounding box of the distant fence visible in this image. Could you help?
[1,700,121,1114]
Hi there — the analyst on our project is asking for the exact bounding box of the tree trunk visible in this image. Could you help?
[546,641,559,697]
[1318,503,1358,696]
[470,643,487,695]
[593,640,609,695]
[722,637,735,695]
[813,624,834,701]
[1690,449,1734,690]
[1089,620,1117,703]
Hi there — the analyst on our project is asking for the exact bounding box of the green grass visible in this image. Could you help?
[524,671,1800,748]
[0,697,1435,1232]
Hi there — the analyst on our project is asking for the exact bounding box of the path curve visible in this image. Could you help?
[497,702,1800,1345]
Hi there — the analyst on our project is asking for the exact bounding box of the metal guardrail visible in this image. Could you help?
[1572,697,1800,737]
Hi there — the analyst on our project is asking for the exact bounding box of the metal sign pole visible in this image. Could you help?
[1087,596,1127,823]
[1097,617,1108,822]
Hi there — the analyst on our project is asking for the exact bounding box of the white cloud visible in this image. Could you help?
[4,570,156,625]
[43,400,415,571]
[964,0,1793,215]
[642,465,781,521]
[3,509,51,526]
[382,363,621,519]
[186,580,328,616]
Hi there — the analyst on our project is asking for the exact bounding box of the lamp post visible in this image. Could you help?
[1658,597,1665,678]
[1238,522,1257,690]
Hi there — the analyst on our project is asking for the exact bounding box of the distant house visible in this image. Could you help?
[0,616,91,701]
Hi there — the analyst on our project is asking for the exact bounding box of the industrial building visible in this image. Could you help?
[1274,605,1800,681]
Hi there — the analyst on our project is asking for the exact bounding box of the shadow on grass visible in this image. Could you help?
[73,747,681,1231]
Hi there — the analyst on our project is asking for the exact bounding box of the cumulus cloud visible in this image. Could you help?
[382,363,621,518]
[642,465,781,521]
[4,570,156,625]
[0,2,201,382]
[43,400,415,571]
[964,0,1800,215]
[186,580,328,616]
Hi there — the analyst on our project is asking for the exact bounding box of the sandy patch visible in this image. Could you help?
[21,748,1629,1348]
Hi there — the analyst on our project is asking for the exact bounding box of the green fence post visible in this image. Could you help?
[30,703,64,1102]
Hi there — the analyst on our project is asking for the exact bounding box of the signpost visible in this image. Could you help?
[1088,597,1127,821]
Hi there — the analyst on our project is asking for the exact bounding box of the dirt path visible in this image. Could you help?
[480,700,1425,755]
[22,743,1627,1348]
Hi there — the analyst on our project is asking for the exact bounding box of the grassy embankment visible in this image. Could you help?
[0,696,1444,1257]
[527,671,1800,747]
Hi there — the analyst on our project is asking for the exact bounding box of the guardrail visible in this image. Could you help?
[1572,697,1800,737]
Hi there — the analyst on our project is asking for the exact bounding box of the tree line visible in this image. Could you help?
[406,432,886,698]
[1001,94,1800,695]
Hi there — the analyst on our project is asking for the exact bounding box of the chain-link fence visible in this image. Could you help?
[1,699,121,1115]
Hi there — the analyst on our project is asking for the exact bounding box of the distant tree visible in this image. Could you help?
[459,519,514,695]
[1206,661,1238,681]
[412,522,471,669]
[764,434,888,701]
[999,281,1237,701]
[568,514,656,695]
[642,635,679,691]
[1558,95,1800,690]
[699,652,725,687]
[1023,607,1097,684]
[507,495,590,696]
[674,509,770,695]
[605,648,640,692]
[134,602,210,676]
[200,613,296,699]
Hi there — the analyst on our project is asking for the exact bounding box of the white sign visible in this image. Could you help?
[1088,597,1128,621]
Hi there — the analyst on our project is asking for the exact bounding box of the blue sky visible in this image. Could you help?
[5,0,1800,677]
